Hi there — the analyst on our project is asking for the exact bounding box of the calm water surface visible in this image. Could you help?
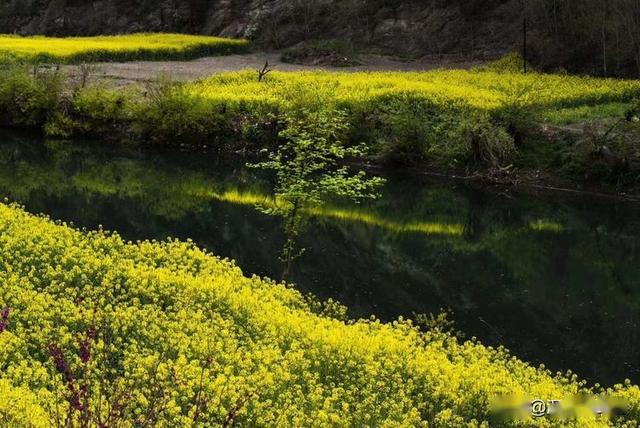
[1,130,639,386]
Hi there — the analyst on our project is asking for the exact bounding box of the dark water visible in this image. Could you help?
[1,130,639,386]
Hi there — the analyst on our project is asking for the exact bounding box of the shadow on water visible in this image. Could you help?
[1,130,639,386]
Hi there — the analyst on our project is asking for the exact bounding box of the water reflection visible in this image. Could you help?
[0,130,639,386]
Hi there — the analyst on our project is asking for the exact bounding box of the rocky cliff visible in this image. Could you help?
[0,0,522,59]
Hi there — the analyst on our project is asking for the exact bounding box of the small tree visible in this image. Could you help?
[251,84,385,280]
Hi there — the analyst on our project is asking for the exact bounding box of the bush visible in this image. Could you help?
[0,64,63,127]
[457,114,517,168]
[45,84,136,139]
[370,96,516,168]
[373,95,440,165]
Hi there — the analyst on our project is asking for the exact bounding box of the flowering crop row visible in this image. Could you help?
[0,33,249,63]
[187,69,640,115]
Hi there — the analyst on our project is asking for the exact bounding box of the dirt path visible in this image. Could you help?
[63,52,483,84]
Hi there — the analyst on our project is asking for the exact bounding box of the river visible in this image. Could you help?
[1,130,638,386]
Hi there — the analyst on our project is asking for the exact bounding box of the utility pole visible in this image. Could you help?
[602,2,608,77]
[523,17,528,74]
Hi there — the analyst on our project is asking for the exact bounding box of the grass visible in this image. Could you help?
[0,202,639,426]
[0,33,249,63]
[541,102,635,125]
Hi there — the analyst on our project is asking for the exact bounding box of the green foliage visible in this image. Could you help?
[133,77,213,143]
[456,114,516,168]
[492,78,547,141]
[45,84,136,139]
[0,64,63,127]
[372,95,516,168]
[626,98,640,122]
[372,95,442,165]
[524,97,640,188]
[574,110,640,186]
[414,309,465,340]
[251,82,385,276]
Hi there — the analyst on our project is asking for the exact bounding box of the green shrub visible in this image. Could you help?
[455,114,517,168]
[0,64,63,127]
[135,79,205,139]
[371,96,516,168]
[45,85,136,139]
[373,95,440,165]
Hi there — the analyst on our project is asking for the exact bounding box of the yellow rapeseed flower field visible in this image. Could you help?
[0,202,639,426]
[187,69,640,115]
[0,33,249,63]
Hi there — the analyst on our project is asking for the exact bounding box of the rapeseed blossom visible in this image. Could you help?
[0,203,637,426]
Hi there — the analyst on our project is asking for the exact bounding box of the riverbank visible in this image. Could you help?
[1,58,639,197]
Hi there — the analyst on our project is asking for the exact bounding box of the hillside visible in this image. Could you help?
[0,0,516,58]
[2,0,639,77]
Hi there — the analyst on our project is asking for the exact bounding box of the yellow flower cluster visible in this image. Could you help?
[187,69,640,116]
[0,33,248,63]
[0,202,638,426]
